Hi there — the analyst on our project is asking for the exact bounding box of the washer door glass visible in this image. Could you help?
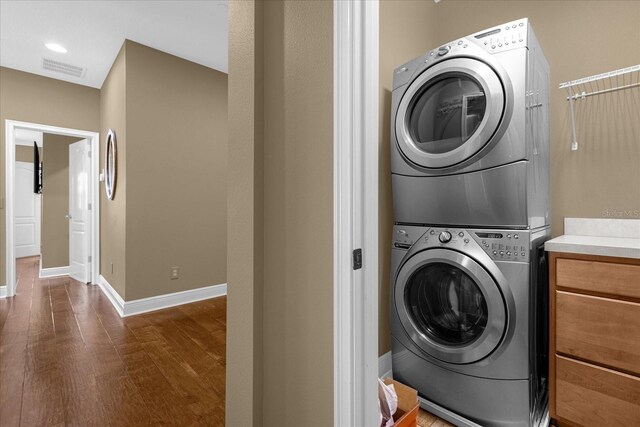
[395,58,505,170]
[395,248,507,364]
[408,75,486,155]
[405,262,488,346]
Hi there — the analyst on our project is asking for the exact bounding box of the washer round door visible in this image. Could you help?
[395,58,505,169]
[395,248,507,364]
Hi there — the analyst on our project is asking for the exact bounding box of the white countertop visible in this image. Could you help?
[545,218,640,259]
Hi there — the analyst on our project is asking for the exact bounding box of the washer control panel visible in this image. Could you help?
[471,230,529,261]
[393,225,427,249]
[393,225,530,261]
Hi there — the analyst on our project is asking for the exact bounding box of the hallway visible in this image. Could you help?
[0,257,226,426]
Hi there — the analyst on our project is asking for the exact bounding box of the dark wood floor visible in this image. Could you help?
[0,256,226,426]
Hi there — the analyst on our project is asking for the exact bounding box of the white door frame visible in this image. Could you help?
[3,120,100,297]
[333,1,379,426]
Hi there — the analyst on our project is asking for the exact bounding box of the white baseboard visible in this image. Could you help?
[97,274,227,317]
[97,275,126,317]
[0,286,7,298]
[39,265,70,278]
[379,351,393,379]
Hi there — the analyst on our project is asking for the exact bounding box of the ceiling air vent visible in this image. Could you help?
[42,58,85,78]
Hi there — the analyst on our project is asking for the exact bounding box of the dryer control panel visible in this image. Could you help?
[470,230,530,262]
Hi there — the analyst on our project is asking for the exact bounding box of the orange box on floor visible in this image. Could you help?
[383,378,419,427]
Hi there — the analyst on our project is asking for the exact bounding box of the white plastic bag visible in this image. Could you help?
[378,379,398,427]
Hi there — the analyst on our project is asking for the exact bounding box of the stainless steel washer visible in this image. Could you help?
[390,224,550,427]
[390,18,550,229]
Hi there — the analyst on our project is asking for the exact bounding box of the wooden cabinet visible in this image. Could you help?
[549,252,640,427]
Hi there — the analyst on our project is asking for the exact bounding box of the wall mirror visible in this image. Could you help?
[105,129,117,200]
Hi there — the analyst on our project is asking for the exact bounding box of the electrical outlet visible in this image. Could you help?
[170,267,180,280]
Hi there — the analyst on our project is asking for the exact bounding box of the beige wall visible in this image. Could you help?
[41,133,83,268]
[98,41,228,301]
[262,2,334,425]
[379,0,438,357]
[100,46,127,297]
[0,67,100,286]
[227,1,333,426]
[15,146,34,162]
[123,40,228,300]
[226,0,264,425]
[378,0,640,356]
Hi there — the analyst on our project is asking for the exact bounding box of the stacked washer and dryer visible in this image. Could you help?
[389,19,551,427]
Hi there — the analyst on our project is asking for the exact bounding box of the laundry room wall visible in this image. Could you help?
[41,133,83,269]
[0,67,100,287]
[379,0,438,356]
[377,0,640,356]
[429,0,640,238]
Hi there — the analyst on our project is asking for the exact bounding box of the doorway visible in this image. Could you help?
[3,120,100,298]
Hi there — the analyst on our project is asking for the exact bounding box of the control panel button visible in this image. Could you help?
[493,251,497,255]
[500,251,504,256]
[506,251,511,256]
[458,232,464,237]
[514,234,519,239]
[464,238,470,244]
[430,230,435,235]
[439,231,452,243]
[437,46,451,56]
[521,252,526,257]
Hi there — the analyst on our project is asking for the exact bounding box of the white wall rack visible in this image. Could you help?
[559,64,640,151]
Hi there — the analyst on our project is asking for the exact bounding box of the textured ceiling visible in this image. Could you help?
[0,0,228,88]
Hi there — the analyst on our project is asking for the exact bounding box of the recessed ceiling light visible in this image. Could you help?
[45,43,67,53]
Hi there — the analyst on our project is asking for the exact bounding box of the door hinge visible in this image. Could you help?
[88,203,92,210]
[352,248,362,270]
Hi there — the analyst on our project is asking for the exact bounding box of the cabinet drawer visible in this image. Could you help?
[555,355,640,426]
[556,258,640,299]
[556,291,640,375]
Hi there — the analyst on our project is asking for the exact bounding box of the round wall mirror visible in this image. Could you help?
[105,129,117,200]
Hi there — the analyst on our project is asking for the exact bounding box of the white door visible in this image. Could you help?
[14,161,41,258]
[69,140,91,283]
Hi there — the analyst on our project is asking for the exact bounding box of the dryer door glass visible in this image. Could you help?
[408,75,486,155]
[395,58,506,170]
[405,262,488,346]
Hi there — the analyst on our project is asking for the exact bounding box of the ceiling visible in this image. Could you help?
[0,0,228,89]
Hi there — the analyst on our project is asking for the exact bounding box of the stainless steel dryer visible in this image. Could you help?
[391,18,550,229]
[390,224,550,427]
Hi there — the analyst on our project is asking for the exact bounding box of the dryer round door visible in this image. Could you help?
[395,58,505,170]
[395,248,507,364]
